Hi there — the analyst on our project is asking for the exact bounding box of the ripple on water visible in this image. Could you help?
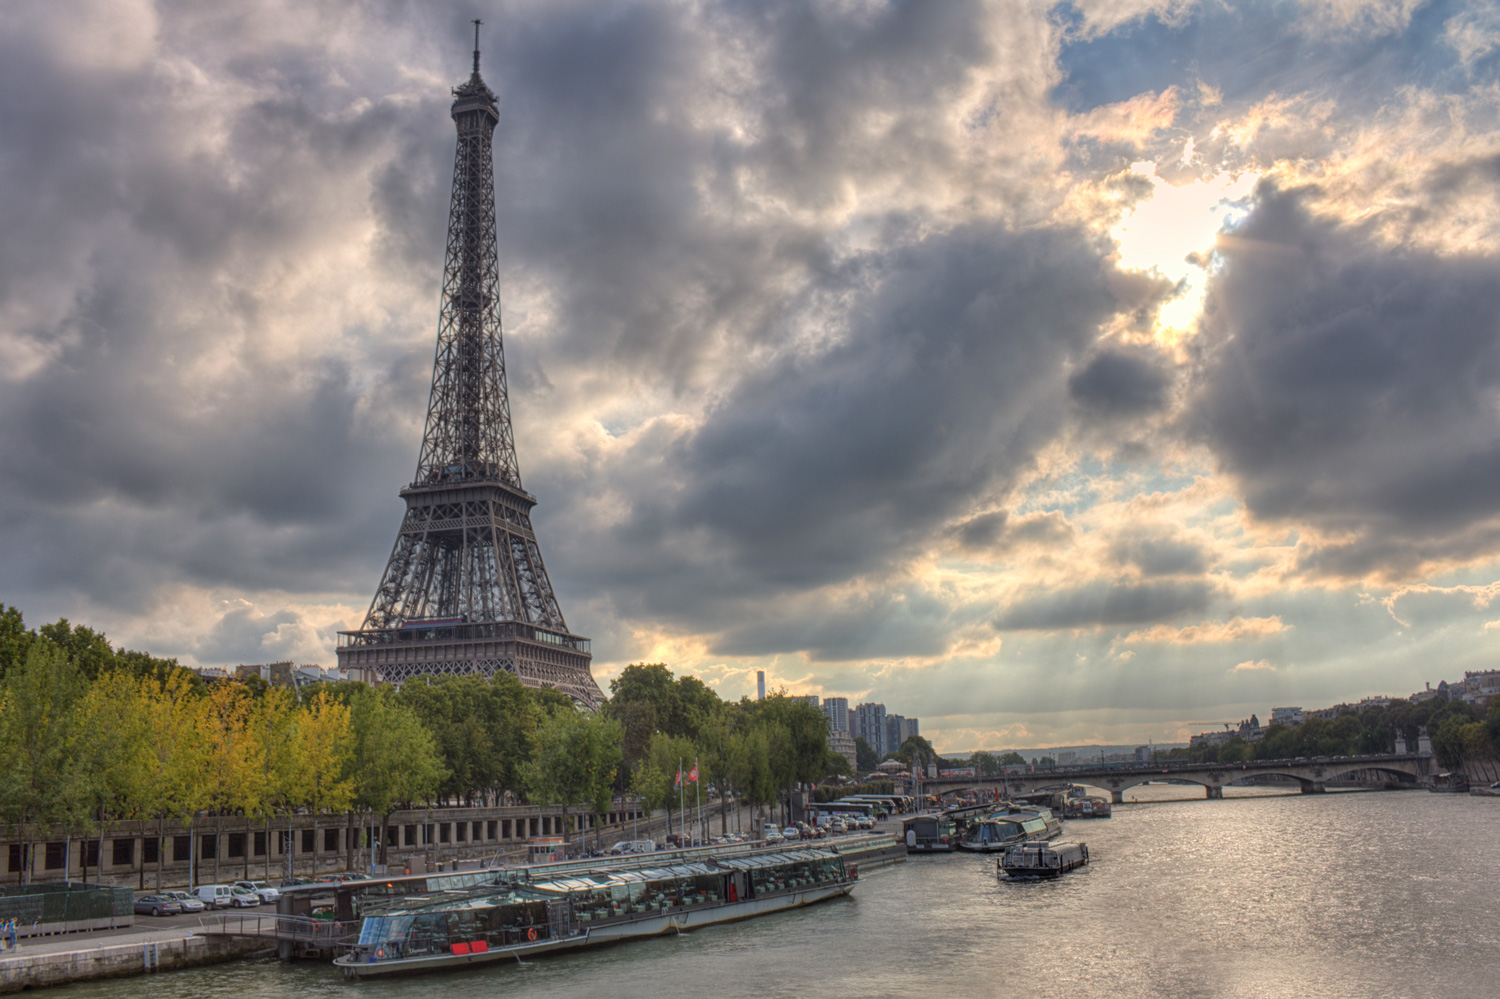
[38,789,1500,999]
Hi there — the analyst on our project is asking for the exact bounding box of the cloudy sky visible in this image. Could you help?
[4,0,1500,752]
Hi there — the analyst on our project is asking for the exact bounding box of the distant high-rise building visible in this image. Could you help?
[795,695,820,708]
[821,697,850,735]
[902,717,920,741]
[885,714,906,752]
[757,671,766,700]
[854,702,888,757]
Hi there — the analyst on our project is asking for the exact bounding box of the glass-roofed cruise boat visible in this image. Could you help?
[334,847,858,980]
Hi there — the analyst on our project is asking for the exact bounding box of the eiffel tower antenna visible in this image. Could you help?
[337,30,602,707]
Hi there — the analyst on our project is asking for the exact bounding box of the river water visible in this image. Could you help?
[47,787,1500,999]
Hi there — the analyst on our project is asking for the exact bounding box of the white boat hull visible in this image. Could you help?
[335,881,855,980]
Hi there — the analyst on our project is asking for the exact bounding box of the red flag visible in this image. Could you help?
[674,768,682,787]
[688,764,699,783]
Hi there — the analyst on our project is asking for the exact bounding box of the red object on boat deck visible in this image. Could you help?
[470,941,489,953]
[450,942,471,955]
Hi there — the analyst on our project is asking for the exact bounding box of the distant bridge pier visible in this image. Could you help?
[1205,786,1223,799]
[1301,782,1326,794]
[1111,790,1124,805]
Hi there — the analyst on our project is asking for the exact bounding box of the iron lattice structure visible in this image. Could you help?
[338,29,601,707]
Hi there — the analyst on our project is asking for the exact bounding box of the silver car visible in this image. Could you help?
[233,880,280,903]
[160,890,206,913]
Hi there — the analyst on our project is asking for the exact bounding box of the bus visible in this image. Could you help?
[840,794,913,815]
[808,801,879,827]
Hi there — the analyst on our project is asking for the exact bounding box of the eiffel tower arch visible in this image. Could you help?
[337,26,602,708]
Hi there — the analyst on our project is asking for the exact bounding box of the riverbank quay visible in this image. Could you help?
[0,920,270,993]
[0,801,646,891]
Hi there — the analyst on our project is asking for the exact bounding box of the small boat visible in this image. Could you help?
[902,803,991,853]
[1429,773,1470,793]
[1063,796,1111,819]
[958,812,1054,852]
[998,841,1089,879]
[989,804,1063,840]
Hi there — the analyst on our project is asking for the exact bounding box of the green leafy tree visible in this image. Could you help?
[348,688,445,866]
[854,736,878,773]
[0,641,90,884]
[523,708,625,851]
[73,671,155,881]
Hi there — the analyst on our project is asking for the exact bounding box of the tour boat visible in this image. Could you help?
[957,811,1055,852]
[334,847,857,980]
[998,841,1089,879]
[989,804,1063,840]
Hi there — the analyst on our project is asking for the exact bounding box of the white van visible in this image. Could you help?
[609,840,656,856]
[194,884,234,909]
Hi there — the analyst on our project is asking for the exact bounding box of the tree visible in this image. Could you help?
[73,671,155,882]
[348,688,444,867]
[629,762,670,834]
[248,687,306,882]
[523,708,625,852]
[854,736,878,773]
[201,682,267,882]
[1433,715,1468,771]
[0,641,89,884]
[136,671,211,889]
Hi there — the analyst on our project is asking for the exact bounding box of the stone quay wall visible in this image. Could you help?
[2,802,645,890]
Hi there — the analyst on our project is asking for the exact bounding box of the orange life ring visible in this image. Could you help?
[526,927,538,942]
[376,948,386,959]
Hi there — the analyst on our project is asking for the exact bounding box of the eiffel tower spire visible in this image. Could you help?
[338,29,601,707]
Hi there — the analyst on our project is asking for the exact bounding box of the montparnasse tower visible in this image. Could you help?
[337,23,602,708]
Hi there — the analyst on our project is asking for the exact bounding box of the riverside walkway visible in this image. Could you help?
[0,915,271,993]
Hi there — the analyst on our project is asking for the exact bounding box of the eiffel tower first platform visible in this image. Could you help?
[337,26,602,708]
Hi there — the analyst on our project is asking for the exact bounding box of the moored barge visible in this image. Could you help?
[334,847,856,980]
[998,840,1089,879]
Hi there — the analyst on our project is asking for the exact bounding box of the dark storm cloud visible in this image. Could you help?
[0,6,435,618]
[1188,180,1500,577]
[993,579,1215,631]
[1068,346,1171,418]
[557,221,1123,630]
[1108,527,1208,577]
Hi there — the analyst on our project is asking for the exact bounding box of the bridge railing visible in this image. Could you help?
[923,752,1425,782]
[198,911,360,946]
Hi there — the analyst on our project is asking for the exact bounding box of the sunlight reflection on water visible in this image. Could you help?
[44,787,1500,999]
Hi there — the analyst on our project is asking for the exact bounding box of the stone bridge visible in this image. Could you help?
[919,752,1434,802]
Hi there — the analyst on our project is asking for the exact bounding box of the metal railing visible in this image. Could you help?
[199,911,359,947]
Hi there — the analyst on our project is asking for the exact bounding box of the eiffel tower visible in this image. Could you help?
[337,24,601,707]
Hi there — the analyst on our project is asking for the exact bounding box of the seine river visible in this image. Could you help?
[46,786,1500,999]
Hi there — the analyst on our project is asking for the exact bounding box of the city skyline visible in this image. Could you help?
[4,2,1500,751]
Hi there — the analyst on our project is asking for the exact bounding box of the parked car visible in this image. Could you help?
[782,826,800,841]
[228,886,261,907]
[233,880,280,903]
[763,827,784,844]
[134,895,182,917]
[160,890,206,913]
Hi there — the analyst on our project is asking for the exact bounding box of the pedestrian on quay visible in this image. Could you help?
[4,918,16,951]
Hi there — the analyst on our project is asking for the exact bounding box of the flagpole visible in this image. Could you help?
[695,758,702,845]
[678,757,685,846]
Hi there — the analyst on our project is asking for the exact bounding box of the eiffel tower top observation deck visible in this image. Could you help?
[337,25,602,707]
